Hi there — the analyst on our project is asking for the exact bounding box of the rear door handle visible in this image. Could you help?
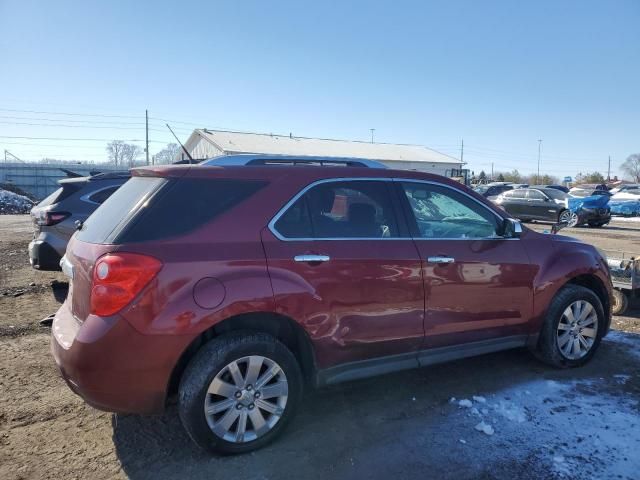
[294,254,331,263]
[427,256,455,264]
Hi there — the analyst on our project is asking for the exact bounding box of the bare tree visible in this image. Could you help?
[154,143,180,165]
[106,140,126,166]
[621,154,640,182]
[106,141,142,167]
[122,143,143,167]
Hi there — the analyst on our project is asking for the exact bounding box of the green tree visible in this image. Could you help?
[478,170,486,183]
[497,173,505,182]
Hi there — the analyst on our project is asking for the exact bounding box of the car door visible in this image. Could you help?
[261,179,425,374]
[396,180,535,354]
[526,189,557,221]
[502,189,527,218]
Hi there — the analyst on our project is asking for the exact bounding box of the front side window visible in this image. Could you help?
[274,180,399,239]
[401,182,500,239]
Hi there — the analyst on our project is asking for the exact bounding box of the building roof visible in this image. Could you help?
[188,129,461,164]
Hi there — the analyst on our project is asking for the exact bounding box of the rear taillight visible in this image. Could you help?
[90,253,162,317]
[34,210,70,226]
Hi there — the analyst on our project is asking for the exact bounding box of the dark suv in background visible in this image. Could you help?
[51,155,611,454]
[29,171,129,270]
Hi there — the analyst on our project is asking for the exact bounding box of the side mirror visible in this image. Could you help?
[499,218,522,238]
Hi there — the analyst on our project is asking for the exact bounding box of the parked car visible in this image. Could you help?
[51,154,612,454]
[609,184,640,195]
[28,171,130,270]
[537,184,569,193]
[495,187,611,227]
[569,186,612,197]
[473,183,513,200]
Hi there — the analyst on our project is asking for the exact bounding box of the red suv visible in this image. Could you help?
[51,155,612,454]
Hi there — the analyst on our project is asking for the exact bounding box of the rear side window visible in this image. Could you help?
[77,177,266,244]
[117,178,267,243]
[87,186,119,204]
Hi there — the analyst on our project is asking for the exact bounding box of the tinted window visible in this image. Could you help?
[38,183,81,207]
[274,197,312,238]
[274,180,399,239]
[76,177,167,244]
[77,177,266,244]
[402,182,499,239]
[88,186,119,204]
[542,189,567,200]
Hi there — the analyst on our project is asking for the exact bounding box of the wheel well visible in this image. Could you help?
[566,274,610,319]
[166,312,317,401]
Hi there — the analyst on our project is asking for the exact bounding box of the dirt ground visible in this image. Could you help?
[1,215,639,480]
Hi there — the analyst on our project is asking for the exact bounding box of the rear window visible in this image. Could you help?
[76,177,266,244]
[38,183,81,207]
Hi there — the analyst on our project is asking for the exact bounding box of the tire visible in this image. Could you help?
[535,285,605,368]
[611,289,629,315]
[588,221,606,228]
[178,332,303,454]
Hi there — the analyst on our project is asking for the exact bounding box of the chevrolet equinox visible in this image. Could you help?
[51,155,612,454]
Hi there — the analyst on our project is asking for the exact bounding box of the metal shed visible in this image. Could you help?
[180,129,463,176]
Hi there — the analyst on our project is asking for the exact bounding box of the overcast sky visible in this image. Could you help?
[1,0,638,178]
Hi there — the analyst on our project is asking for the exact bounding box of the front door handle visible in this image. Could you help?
[427,256,455,264]
[294,254,331,263]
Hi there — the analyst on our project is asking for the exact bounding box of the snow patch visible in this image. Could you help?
[472,395,486,403]
[474,421,494,435]
[458,399,473,408]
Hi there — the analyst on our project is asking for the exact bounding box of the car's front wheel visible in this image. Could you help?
[178,332,303,454]
[535,285,605,368]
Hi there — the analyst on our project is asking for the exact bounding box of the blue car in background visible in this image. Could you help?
[610,198,640,216]
[566,193,611,227]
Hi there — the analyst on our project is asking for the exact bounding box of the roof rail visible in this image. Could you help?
[202,154,388,169]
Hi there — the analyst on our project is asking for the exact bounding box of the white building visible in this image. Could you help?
[180,129,463,176]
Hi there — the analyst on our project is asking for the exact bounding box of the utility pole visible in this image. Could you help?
[607,155,611,181]
[145,109,150,165]
[460,139,464,163]
[370,128,375,143]
[491,162,494,181]
[537,139,542,183]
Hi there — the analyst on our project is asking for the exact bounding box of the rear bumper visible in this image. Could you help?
[29,239,62,271]
[50,301,190,414]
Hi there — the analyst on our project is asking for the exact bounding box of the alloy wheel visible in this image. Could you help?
[204,355,288,443]
[556,300,598,360]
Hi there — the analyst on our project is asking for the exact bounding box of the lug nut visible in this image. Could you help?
[246,385,253,391]
[235,391,242,399]
[248,404,255,410]
[254,392,261,398]
[236,404,243,410]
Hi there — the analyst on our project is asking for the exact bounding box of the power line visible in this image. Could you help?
[0,115,145,126]
[0,135,155,142]
[0,120,163,131]
[0,107,141,119]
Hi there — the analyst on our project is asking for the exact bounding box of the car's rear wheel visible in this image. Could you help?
[611,289,629,315]
[178,332,303,454]
[535,285,605,368]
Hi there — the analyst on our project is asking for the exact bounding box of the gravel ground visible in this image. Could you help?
[1,215,639,479]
